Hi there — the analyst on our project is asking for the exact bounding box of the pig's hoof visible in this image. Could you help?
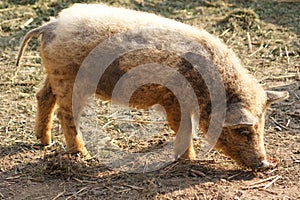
[38,135,52,146]
[32,141,55,150]
[68,147,91,159]
[178,151,196,161]
[80,151,91,159]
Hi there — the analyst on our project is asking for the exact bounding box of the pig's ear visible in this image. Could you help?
[266,90,289,104]
[223,103,256,127]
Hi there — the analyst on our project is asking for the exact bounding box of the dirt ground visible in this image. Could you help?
[0,0,299,199]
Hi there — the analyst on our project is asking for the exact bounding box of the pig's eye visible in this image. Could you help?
[233,127,251,136]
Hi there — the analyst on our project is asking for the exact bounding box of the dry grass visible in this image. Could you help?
[0,0,299,199]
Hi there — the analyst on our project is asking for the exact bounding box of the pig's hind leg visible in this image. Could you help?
[55,81,89,156]
[35,77,56,146]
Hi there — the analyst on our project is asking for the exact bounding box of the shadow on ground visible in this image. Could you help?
[0,145,255,199]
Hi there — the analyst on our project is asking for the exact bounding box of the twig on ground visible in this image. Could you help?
[102,120,114,129]
[267,74,297,80]
[52,190,65,200]
[285,46,290,65]
[105,186,131,193]
[227,172,243,180]
[5,175,21,180]
[248,43,264,57]
[122,184,143,190]
[160,161,179,175]
[286,119,291,127]
[72,177,98,184]
[263,175,281,189]
[242,175,281,190]
[190,169,206,177]
[65,187,88,200]
[270,117,289,130]
[248,175,278,186]
[20,18,34,29]
[266,168,278,174]
[247,32,252,52]
[220,28,231,36]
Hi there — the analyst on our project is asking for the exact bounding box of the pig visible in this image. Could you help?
[16,4,288,169]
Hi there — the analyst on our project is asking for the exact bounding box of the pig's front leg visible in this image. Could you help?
[173,113,197,160]
[166,105,196,161]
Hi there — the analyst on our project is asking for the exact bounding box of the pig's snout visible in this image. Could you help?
[254,159,270,169]
[252,156,280,170]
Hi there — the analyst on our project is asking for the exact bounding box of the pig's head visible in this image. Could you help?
[214,90,289,169]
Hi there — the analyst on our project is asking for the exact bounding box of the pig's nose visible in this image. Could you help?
[256,159,270,169]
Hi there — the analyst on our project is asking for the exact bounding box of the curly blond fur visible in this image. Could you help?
[17,4,288,169]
